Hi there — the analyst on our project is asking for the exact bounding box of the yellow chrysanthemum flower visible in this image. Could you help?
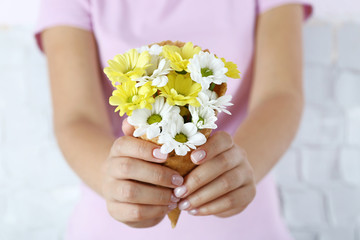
[221,58,241,79]
[109,80,156,116]
[104,49,151,85]
[160,72,201,106]
[162,42,201,72]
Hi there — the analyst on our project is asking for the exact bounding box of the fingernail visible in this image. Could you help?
[174,186,187,198]
[189,209,198,215]
[191,150,206,163]
[153,148,168,160]
[171,194,180,203]
[172,175,184,186]
[168,203,177,210]
[178,200,190,210]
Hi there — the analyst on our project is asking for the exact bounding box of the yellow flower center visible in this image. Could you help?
[159,72,201,106]
[104,49,151,85]
[174,133,188,143]
[147,114,162,124]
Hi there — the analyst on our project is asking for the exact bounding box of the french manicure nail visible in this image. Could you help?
[172,175,184,186]
[168,203,177,210]
[189,209,198,215]
[171,194,180,203]
[174,186,187,198]
[178,200,190,210]
[191,150,206,163]
[153,148,168,160]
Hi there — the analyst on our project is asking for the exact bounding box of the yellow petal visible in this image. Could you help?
[182,42,201,59]
[109,95,121,106]
[137,51,151,68]
[221,58,241,79]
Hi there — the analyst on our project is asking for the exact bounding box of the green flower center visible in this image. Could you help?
[201,67,213,77]
[127,96,133,103]
[174,133,188,143]
[198,116,205,125]
[147,114,162,124]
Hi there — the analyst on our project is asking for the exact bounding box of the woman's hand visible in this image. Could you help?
[101,120,184,228]
[174,131,256,217]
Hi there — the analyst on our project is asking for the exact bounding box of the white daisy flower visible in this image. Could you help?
[137,44,163,55]
[189,105,217,129]
[128,97,180,139]
[197,90,233,115]
[158,117,206,156]
[188,51,228,90]
[135,55,172,88]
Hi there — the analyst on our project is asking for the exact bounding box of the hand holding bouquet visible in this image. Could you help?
[104,41,240,227]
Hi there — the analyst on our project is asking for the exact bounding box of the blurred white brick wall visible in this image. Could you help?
[0,19,360,240]
[274,20,360,240]
[0,26,80,240]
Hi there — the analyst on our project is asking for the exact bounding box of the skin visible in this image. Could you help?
[42,4,304,228]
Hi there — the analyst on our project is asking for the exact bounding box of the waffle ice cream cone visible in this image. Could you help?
[135,39,228,228]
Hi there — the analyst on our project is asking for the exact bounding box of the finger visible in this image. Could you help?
[188,185,256,216]
[122,118,135,136]
[190,131,234,164]
[107,180,179,205]
[107,201,172,223]
[125,217,165,228]
[107,158,183,188]
[177,166,243,210]
[111,136,168,163]
[174,147,242,198]
[215,208,242,218]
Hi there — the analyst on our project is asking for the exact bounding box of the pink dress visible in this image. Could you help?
[35,1,312,239]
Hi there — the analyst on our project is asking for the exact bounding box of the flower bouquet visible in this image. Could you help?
[104,41,240,228]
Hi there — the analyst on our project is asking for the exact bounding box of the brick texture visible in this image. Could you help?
[338,23,360,71]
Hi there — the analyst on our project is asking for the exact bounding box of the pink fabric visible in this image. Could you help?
[35,1,312,239]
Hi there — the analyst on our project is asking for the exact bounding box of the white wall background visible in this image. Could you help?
[0,1,360,240]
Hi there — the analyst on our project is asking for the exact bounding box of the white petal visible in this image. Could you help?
[136,45,149,53]
[217,95,233,105]
[188,132,207,146]
[161,103,173,116]
[146,124,161,139]
[133,126,147,137]
[148,44,163,55]
[190,109,199,124]
[157,133,167,144]
[182,123,198,137]
[156,76,168,87]
[152,77,160,86]
[222,109,232,115]
[128,109,150,126]
[153,96,164,113]
[161,144,174,154]
[186,143,196,149]
[135,80,147,87]
[201,122,217,129]
[175,145,189,156]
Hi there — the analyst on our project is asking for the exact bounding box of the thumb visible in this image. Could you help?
[122,118,135,136]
